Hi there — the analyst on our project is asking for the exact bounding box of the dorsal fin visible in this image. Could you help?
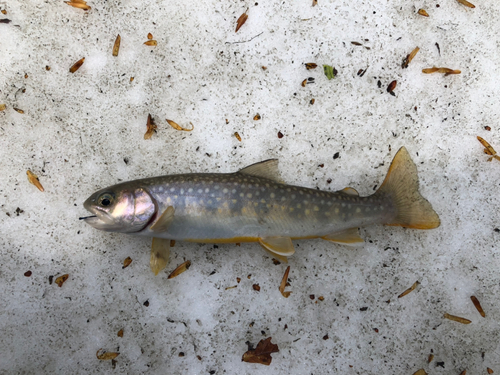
[337,187,359,196]
[239,159,283,183]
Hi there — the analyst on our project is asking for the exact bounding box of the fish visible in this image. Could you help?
[82,147,440,275]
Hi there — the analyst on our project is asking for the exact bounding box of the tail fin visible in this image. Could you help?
[376,147,440,229]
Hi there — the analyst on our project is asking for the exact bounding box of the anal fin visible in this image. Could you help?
[322,228,364,246]
[258,236,295,257]
[150,237,171,275]
[150,206,175,232]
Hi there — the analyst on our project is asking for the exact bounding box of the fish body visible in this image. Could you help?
[83,147,440,272]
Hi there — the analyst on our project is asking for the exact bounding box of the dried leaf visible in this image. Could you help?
[402,47,420,68]
[422,67,461,75]
[487,368,494,374]
[1,9,6,15]
[310,98,315,105]
[417,9,429,16]
[14,108,24,114]
[398,281,419,298]
[351,41,362,46]
[301,79,307,87]
[279,266,292,298]
[168,260,191,279]
[242,337,279,366]
[225,285,237,290]
[235,11,248,32]
[305,63,317,70]
[166,119,194,131]
[277,131,283,139]
[170,240,176,247]
[117,329,124,337]
[69,57,85,73]
[253,114,261,121]
[0,18,11,23]
[46,66,51,71]
[112,34,121,57]
[470,295,485,317]
[144,114,157,140]
[144,40,157,46]
[147,33,153,40]
[459,370,466,375]
[252,284,260,291]
[456,0,475,8]
[55,274,69,287]
[428,354,434,363]
[443,313,471,324]
[312,0,317,6]
[323,65,336,80]
[318,296,324,301]
[0,104,6,111]
[122,257,132,269]
[96,349,119,360]
[24,271,32,277]
[413,370,427,375]
[130,77,134,82]
[234,132,242,141]
[64,0,91,10]
[27,170,44,192]
[387,80,397,94]
[477,136,500,162]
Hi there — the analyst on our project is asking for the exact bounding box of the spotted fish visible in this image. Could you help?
[82,147,440,274]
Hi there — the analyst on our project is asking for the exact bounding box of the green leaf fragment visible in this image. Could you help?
[323,65,337,80]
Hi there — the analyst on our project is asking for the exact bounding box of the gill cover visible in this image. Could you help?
[83,187,156,233]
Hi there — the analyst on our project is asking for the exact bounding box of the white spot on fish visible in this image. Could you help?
[281,196,286,201]
[215,185,220,190]
[247,193,252,198]
[341,203,346,207]
[356,208,361,213]
[313,206,319,211]
[305,209,311,215]
[270,193,275,198]
[289,208,294,212]
[188,188,193,193]
[198,189,203,194]
[335,208,339,213]
[297,204,302,208]
[291,194,296,199]
[223,188,228,193]
[232,189,236,194]
[208,200,213,204]
[216,198,221,202]
[170,187,175,192]
[240,193,244,197]
[180,189,184,194]
[261,199,266,203]
[205,188,210,193]
[158,187,163,192]
[174,195,178,199]
[365,207,370,212]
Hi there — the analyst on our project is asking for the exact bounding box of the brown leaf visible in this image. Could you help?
[413,370,427,375]
[170,240,176,247]
[402,47,420,69]
[417,9,429,16]
[253,114,261,121]
[310,98,315,105]
[168,260,191,279]
[443,313,471,324]
[112,34,121,57]
[144,114,157,139]
[312,0,318,6]
[64,0,91,10]
[428,354,434,363]
[234,132,242,141]
[235,11,248,33]
[277,131,283,139]
[0,104,5,111]
[144,40,157,46]
[117,329,124,337]
[69,57,85,73]
[398,281,419,298]
[279,266,292,298]
[96,348,119,360]
[1,10,7,15]
[55,274,69,287]
[27,170,44,192]
[122,257,132,269]
[305,63,317,70]
[459,370,466,375]
[301,79,307,87]
[166,119,194,131]
[487,368,494,374]
[242,337,279,366]
[147,33,153,40]
[470,295,485,317]
[0,18,11,23]
[14,108,24,114]
[252,284,260,291]
[387,80,398,93]
[24,271,32,277]
[456,0,475,8]
[477,136,500,162]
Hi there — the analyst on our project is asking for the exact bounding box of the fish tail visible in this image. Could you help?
[375,147,440,229]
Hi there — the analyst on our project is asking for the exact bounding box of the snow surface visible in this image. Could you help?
[1,0,500,374]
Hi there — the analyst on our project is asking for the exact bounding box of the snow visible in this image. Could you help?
[1,0,499,373]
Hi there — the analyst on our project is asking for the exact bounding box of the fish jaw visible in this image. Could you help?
[82,198,118,231]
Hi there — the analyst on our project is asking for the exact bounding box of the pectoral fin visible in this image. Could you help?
[150,206,175,232]
[337,187,359,196]
[150,237,171,275]
[258,236,295,256]
[261,247,289,263]
[322,228,364,246]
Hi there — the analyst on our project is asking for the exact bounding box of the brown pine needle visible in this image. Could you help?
[422,67,461,75]
[477,136,500,162]
[235,10,248,32]
[96,349,119,360]
[168,260,191,279]
[443,313,471,324]
[470,295,485,317]
[112,35,121,57]
[456,0,475,8]
[398,281,419,298]
[69,57,85,73]
[27,170,44,192]
[417,9,429,17]
[144,40,157,46]
[166,119,194,131]
[144,114,157,140]
[402,47,420,68]
[279,266,292,298]
[64,0,91,10]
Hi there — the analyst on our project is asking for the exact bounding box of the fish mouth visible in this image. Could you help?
[81,202,115,229]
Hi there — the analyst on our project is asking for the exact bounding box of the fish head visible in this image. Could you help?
[82,185,156,233]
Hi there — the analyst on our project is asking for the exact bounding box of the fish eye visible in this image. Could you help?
[98,193,114,207]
